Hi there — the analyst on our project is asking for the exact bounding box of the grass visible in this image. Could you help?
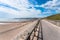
[45,14,60,20]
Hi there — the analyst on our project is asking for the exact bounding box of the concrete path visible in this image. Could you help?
[41,20,60,40]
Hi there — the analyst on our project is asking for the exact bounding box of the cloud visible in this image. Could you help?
[32,0,60,17]
[0,0,41,18]
[40,0,60,13]
[0,3,20,11]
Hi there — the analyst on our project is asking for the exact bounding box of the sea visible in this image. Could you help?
[0,18,38,24]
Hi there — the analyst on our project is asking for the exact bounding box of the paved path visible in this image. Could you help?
[41,20,60,40]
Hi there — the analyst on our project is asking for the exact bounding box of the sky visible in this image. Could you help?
[0,0,60,18]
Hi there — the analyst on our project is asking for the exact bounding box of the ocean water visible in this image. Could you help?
[0,18,37,23]
[0,23,10,24]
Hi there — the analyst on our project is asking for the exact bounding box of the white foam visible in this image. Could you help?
[0,23,10,24]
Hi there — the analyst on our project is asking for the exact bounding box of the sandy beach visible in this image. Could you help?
[0,20,38,40]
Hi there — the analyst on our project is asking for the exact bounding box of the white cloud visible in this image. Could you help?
[33,0,60,14]
[40,0,60,13]
[0,0,41,18]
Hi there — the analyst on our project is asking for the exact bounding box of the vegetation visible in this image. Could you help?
[46,14,60,20]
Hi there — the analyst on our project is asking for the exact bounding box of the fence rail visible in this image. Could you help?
[26,20,39,40]
[26,20,43,40]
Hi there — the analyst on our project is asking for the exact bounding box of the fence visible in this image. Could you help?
[26,20,43,40]
[26,20,39,40]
